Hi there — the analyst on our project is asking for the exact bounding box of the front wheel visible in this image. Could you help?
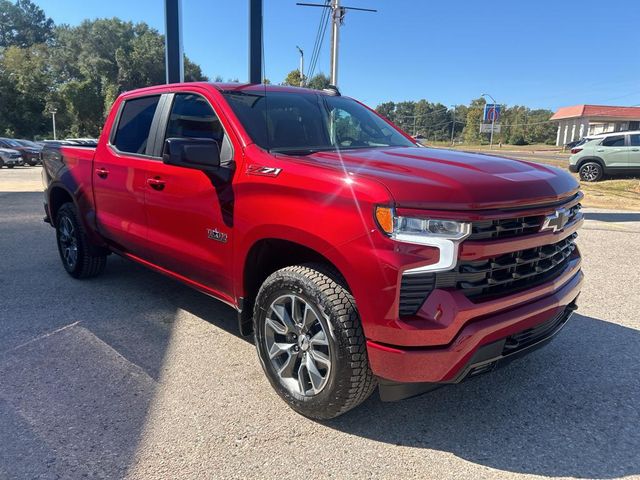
[56,203,107,278]
[7,165,13,169]
[579,161,604,182]
[254,265,376,420]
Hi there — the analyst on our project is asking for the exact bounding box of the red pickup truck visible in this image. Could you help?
[42,82,583,419]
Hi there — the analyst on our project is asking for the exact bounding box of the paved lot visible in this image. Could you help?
[1,167,639,479]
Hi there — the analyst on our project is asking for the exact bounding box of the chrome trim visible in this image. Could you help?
[398,223,472,274]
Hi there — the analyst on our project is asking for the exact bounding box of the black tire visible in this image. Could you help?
[579,161,604,182]
[7,165,13,169]
[55,203,107,278]
[254,264,376,420]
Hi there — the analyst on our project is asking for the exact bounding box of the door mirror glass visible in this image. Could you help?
[163,138,221,171]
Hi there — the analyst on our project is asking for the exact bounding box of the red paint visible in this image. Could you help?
[45,82,583,384]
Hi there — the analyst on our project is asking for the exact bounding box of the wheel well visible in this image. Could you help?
[49,187,74,226]
[239,238,348,336]
[577,157,605,170]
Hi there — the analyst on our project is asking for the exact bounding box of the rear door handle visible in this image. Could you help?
[147,177,166,191]
[95,167,109,179]
[632,148,639,151]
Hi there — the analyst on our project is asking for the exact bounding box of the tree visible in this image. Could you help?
[0,44,51,137]
[282,69,303,86]
[0,0,53,48]
[376,102,396,123]
[463,98,485,144]
[306,73,330,90]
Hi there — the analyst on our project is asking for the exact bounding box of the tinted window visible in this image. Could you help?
[629,134,640,146]
[165,94,224,143]
[113,95,160,154]
[222,91,414,152]
[601,135,625,147]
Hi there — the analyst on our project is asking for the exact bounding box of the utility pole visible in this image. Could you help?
[329,0,341,86]
[450,105,456,145]
[297,1,376,87]
[296,46,304,86]
[51,109,57,140]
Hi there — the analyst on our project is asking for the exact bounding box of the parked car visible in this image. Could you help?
[0,147,23,168]
[42,82,583,419]
[14,139,42,150]
[0,137,40,166]
[569,130,640,181]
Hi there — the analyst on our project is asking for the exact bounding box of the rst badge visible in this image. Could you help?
[540,208,569,233]
[207,228,228,243]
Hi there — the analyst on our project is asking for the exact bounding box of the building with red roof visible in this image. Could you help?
[551,104,640,145]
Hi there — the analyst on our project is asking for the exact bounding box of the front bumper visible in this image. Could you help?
[367,263,583,385]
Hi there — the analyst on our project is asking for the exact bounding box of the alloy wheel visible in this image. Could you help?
[58,216,78,269]
[263,294,331,396]
[581,164,600,182]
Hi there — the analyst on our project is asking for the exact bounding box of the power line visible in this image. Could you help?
[297,0,377,86]
[306,0,329,81]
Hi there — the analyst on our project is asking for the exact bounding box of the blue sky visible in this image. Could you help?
[36,0,640,110]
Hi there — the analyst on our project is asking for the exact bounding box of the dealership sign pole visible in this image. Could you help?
[481,93,500,149]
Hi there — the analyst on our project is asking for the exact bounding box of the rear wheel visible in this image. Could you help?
[254,264,376,420]
[7,165,13,169]
[56,203,107,278]
[579,161,603,182]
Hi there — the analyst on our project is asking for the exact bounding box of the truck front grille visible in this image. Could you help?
[468,203,581,240]
[398,234,578,316]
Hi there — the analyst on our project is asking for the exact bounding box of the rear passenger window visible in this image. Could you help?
[601,135,625,147]
[113,95,160,155]
[629,135,640,146]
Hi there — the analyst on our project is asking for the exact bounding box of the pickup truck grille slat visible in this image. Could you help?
[468,203,581,240]
[445,233,577,301]
[398,234,578,316]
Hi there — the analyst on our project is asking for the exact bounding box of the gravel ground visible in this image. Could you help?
[1,168,639,480]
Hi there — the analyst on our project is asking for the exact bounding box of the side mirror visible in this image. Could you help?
[163,138,220,171]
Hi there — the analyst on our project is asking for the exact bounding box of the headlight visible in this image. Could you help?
[375,206,471,273]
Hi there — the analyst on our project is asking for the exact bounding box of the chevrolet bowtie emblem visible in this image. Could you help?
[540,208,569,233]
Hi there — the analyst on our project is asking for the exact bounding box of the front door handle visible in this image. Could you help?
[632,148,639,152]
[147,177,166,191]
[95,167,109,179]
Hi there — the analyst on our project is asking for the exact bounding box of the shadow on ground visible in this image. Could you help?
[328,313,640,478]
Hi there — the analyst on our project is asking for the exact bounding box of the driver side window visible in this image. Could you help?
[164,93,233,165]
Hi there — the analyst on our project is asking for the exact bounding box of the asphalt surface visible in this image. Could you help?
[1,167,639,480]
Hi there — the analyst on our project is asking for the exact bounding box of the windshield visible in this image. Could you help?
[17,140,39,148]
[221,90,415,154]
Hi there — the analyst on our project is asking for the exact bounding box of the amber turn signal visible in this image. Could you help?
[375,206,394,235]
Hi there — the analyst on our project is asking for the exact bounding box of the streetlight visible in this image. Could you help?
[481,93,497,149]
[50,108,57,140]
[296,46,304,86]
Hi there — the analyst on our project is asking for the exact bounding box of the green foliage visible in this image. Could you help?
[0,5,209,138]
[0,0,53,48]
[282,69,303,86]
[306,73,330,90]
[374,97,556,145]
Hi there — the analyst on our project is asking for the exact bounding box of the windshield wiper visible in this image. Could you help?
[269,146,337,156]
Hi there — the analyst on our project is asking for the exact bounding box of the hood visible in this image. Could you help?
[303,147,579,210]
[0,148,20,155]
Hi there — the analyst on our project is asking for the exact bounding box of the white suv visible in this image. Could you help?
[0,148,23,168]
[569,130,640,181]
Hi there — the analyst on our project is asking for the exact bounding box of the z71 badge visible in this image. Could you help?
[207,228,228,243]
